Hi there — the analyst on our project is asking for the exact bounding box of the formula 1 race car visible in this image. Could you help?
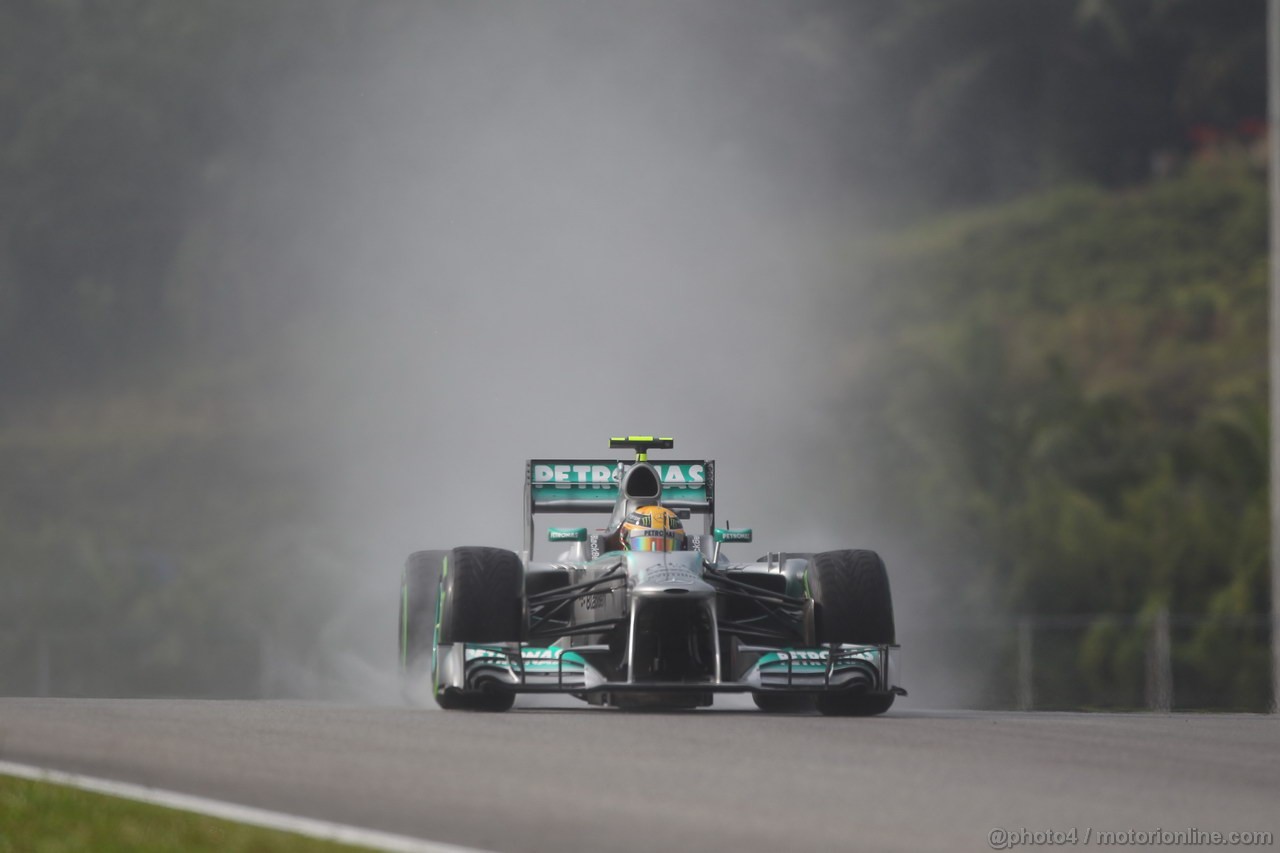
[398,436,904,714]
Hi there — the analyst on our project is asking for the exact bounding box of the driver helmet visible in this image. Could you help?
[622,506,687,552]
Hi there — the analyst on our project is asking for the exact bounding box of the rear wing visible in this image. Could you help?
[523,459,715,555]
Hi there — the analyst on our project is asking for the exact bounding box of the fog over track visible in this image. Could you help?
[244,4,975,710]
[2,699,1276,852]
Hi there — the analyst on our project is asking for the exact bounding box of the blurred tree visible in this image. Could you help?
[849,0,1265,204]
[829,157,1269,707]
[0,0,391,394]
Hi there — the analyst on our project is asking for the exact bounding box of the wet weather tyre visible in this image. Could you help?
[808,549,896,717]
[752,692,815,713]
[437,546,524,643]
[816,692,894,716]
[435,690,516,712]
[401,550,447,672]
[434,546,524,712]
[810,549,895,645]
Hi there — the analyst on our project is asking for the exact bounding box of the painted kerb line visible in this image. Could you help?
[0,760,490,853]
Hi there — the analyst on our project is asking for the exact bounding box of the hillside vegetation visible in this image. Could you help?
[0,382,328,696]
[833,155,1269,708]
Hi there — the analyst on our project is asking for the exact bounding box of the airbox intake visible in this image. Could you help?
[621,463,661,501]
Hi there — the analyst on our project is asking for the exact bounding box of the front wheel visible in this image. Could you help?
[752,692,815,713]
[808,549,896,717]
[815,692,895,717]
[436,690,515,712]
[434,546,524,712]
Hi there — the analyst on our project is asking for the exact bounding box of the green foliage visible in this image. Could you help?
[1,1,1264,390]
[0,382,341,697]
[0,0,390,392]
[835,157,1269,708]
[853,0,1265,204]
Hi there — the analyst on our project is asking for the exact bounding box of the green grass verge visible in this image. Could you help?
[0,774,375,853]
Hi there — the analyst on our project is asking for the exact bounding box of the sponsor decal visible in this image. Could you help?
[625,525,680,540]
[519,647,588,672]
[759,651,826,669]
[759,649,880,669]
[659,465,703,484]
[464,648,507,662]
[532,463,705,488]
[625,508,682,531]
[532,464,620,485]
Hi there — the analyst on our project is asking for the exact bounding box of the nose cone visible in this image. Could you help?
[627,551,715,598]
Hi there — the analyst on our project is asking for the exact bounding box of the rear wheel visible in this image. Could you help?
[434,546,524,712]
[808,549,896,717]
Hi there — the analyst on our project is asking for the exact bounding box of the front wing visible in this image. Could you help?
[435,642,904,697]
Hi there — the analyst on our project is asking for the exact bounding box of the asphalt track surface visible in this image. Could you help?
[1,697,1277,853]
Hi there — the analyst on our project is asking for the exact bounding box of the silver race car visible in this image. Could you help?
[399,436,904,714]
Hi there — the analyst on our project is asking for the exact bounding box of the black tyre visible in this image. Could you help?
[816,692,894,716]
[400,550,447,674]
[437,546,524,643]
[809,549,895,645]
[808,549,896,717]
[752,692,815,713]
[436,689,516,712]
[434,546,524,712]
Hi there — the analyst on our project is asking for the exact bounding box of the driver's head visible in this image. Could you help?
[622,506,687,552]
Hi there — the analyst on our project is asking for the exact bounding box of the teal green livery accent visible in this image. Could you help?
[461,645,588,671]
[531,484,707,504]
[547,527,588,542]
[757,648,882,670]
[758,651,827,670]
[519,647,588,670]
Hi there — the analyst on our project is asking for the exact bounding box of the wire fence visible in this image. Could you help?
[909,610,1275,712]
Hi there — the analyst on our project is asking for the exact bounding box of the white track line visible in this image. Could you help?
[0,760,489,853]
